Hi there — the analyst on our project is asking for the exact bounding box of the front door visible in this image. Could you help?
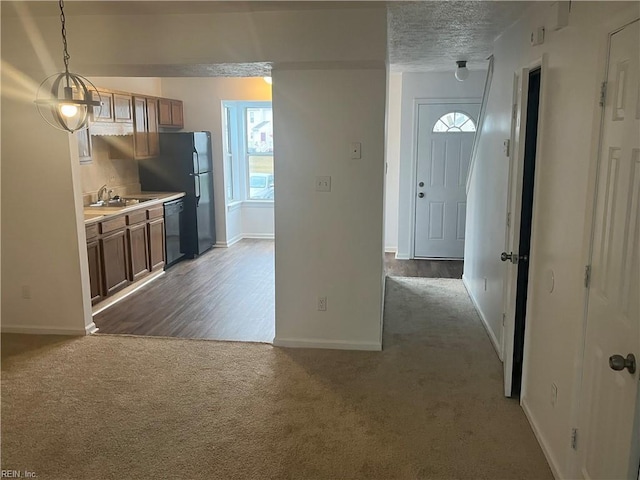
[414,103,480,258]
[578,19,640,479]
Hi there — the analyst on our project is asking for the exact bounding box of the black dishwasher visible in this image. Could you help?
[164,199,186,269]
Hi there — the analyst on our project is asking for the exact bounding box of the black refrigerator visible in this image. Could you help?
[138,131,215,257]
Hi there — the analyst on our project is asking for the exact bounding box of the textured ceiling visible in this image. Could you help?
[388,1,533,72]
[5,1,534,75]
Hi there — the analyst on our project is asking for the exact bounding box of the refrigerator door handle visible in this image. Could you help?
[193,148,200,174]
[193,173,201,206]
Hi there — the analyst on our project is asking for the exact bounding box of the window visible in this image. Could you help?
[222,101,274,203]
[432,111,476,133]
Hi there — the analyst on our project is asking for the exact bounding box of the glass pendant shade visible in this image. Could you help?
[454,60,469,82]
[35,72,100,133]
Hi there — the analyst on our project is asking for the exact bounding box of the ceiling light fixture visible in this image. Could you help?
[454,60,469,82]
[35,0,100,133]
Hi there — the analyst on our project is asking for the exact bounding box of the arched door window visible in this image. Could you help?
[432,111,476,133]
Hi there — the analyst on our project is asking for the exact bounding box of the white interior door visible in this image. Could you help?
[414,103,480,258]
[502,69,530,397]
[578,19,640,479]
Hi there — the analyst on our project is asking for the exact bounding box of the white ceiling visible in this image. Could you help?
[5,1,534,74]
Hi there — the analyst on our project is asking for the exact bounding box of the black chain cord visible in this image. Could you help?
[59,0,70,77]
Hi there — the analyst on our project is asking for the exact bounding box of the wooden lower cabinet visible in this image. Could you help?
[86,240,104,305]
[87,201,169,306]
[128,222,150,281]
[148,217,165,272]
[100,228,129,296]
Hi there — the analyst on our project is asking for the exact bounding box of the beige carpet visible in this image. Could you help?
[1,278,552,480]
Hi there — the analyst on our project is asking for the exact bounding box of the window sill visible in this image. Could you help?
[243,200,274,208]
[227,201,242,212]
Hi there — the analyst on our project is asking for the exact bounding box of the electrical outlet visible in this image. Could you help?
[315,176,331,192]
[317,296,327,311]
[551,383,558,406]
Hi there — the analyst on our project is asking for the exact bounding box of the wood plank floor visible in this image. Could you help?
[95,241,463,342]
[94,239,275,343]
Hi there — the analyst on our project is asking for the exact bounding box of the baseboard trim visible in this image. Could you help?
[1,324,86,335]
[385,246,397,254]
[273,337,382,351]
[85,322,99,335]
[521,398,562,479]
[243,233,275,240]
[395,253,410,260]
[462,274,502,361]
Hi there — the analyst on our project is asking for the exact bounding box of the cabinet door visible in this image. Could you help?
[133,97,149,158]
[148,218,165,272]
[87,240,104,305]
[170,100,184,128]
[93,91,113,121]
[127,222,150,282]
[158,98,172,126]
[113,94,133,123]
[77,128,92,164]
[146,98,159,157]
[100,229,129,295]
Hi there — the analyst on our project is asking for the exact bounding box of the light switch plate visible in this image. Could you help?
[315,176,331,192]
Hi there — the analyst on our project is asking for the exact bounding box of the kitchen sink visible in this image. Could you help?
[88,197,157,208]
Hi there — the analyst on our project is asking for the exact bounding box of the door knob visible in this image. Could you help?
[418,192,425,198]
[609,353,636,374]
[501,252,529,264]
[418,182,425,187]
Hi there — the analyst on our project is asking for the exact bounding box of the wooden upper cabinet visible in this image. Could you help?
[92,90,113,122]
[170,100,184,128]
[158,98,184,128]
[133,96,160,159]
[133,97,149,158]
[77,127,92,164]
[113,94,133,123]
[147,98,159,157]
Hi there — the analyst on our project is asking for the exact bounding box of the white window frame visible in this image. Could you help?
[221,100,273,205]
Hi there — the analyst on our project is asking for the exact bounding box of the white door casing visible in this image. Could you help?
[414,103,480,259]
[503,68,530,397]
[578,19,640,480]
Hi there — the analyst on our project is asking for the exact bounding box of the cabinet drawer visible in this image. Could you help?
[126,209,147,225]
[147,205,164,220]
[99,215,126,234]
[85,223,99,241]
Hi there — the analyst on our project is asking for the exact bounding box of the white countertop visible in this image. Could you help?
[84,191,186,225]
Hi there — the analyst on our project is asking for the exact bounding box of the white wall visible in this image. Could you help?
[273,68,386,350]
[384,72,402,252]
[464,2,639,477]
[160,77,272,245]
[395,71,486,259]
[87,77,163,98]
[1,3,387,344]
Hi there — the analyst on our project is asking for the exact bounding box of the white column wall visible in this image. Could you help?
[273,68,386,350]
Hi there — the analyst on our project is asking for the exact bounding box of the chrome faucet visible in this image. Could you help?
[97,184,108,202]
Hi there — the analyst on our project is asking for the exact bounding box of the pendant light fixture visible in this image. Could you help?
[454,60,469,82]
[35,0,100,133]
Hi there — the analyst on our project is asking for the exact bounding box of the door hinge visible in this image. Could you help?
[584,265,592,288]
[599,82,607,107]
[502,313,506,326]
[571,428,578,450]
[506,212,511,228]
[512,103,518,121]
